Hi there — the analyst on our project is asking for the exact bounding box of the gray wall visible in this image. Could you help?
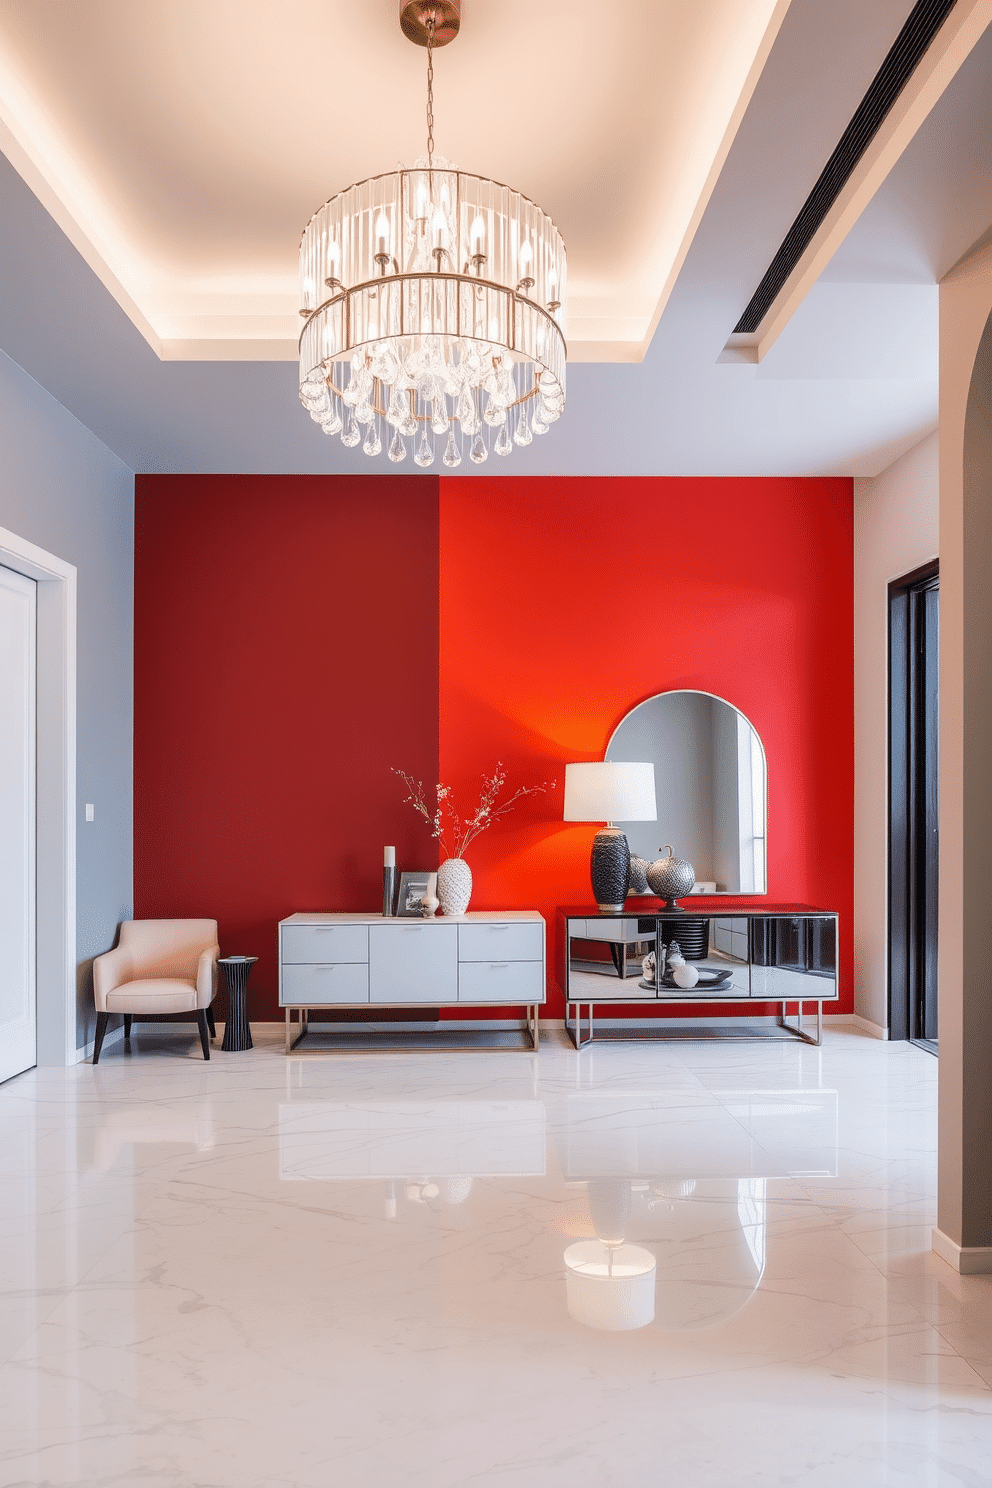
[0,347,134,1051]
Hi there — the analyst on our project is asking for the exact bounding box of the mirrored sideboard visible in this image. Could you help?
[555,904,838,1048]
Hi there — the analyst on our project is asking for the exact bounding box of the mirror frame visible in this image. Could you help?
[605,688,768,897]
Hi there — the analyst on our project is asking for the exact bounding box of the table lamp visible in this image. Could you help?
[563,761,657,913]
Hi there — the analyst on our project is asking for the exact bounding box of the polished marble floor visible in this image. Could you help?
[1,1026,990,1487]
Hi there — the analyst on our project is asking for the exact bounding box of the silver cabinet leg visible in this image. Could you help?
[778,1000,822,1046]
[528,1004,539,1050]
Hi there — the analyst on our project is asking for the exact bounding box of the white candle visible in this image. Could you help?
[384,846,396,867]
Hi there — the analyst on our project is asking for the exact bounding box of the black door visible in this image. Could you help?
[888,561,939,1050]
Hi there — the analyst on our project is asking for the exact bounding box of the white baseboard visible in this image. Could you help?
[74,1024,124,1062]
[825,1013,886,1039]
[932,1227,992,1274]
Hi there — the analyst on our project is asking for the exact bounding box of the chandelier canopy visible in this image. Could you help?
[298,4,567,467]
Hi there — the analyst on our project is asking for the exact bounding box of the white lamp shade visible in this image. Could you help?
[563,761,657,823]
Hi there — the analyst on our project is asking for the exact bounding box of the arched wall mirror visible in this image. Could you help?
[606,690,767,895]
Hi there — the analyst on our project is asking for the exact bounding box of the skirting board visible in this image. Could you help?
[932,1227,992,1274]
[828,1013,886,1038]
[74,1024,124,1062]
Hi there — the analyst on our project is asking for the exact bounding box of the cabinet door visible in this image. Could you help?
[749,917,837,1001]
[369,923,458,1003]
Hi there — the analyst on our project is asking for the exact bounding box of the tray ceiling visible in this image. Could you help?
[0,0,790,361]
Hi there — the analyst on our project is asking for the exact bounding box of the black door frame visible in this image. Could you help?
[888,559,939,1046]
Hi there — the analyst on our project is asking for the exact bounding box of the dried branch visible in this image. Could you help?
[392,763,555,860]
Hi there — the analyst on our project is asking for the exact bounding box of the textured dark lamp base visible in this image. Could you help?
[590,827,631,913]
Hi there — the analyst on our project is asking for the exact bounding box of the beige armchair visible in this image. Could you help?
[92,919,220,1064]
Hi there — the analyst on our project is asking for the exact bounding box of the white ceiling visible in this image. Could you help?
[1,0,991,476]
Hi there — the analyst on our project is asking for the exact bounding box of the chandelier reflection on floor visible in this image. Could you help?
[298,1,567,467]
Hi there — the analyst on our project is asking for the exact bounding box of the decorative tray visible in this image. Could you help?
[639,968,735,991]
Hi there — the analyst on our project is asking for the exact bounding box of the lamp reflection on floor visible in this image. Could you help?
[564,1240,657,1331]
[565,1179,656,1330]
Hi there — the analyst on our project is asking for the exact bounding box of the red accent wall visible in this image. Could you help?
[134,474,440,1018]
[439,476,854,1018]
[134,472,853,1025]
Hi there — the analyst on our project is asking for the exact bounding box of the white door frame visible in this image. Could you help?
[0,525,76,1065]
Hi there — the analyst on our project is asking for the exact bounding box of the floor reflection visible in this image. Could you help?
[13,1035,978,1486]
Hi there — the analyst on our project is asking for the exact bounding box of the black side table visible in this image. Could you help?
[218,956,257,1051]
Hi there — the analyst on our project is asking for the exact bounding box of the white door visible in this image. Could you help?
[0,565,36,1083]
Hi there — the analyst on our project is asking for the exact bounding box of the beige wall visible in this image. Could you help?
[853,433,938,1032]
[936,239,992,1265]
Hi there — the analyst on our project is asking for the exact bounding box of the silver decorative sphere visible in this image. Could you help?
[628,855,649,895]
[647,845,696,904]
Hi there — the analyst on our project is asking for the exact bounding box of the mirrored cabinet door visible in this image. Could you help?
[748,917,837,1001]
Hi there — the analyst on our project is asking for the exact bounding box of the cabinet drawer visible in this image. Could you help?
[459,960,544,1004]
[459,921,543,963]
[282,924,368,965]
[281,962,369,1005]
[369,922,458,1003]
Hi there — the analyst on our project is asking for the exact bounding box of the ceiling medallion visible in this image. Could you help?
[298,1,567,467]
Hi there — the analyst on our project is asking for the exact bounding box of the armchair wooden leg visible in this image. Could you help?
[123,1015,132,1040]
[93,1011,110,1064]
[205,1005,216,1038]
[196,1009,211,1060]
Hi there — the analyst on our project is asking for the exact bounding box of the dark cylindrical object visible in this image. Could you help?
[219,956,257,1051]
[383,865,398,916]
[590,827,630,912]
[660,919,710,961]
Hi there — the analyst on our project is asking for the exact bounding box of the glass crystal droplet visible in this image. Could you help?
[320,411,343,436]
[414,430,435,467]
[470,432,488,464]
[494,423,512,457]
[388,429,407,463]
[431,398,449,435]
[442,429,462,467]
[356,401,375,426]
[513,412,533,446]
[341,413,360,448]
[455,388,475,429]
[363,426,382,457]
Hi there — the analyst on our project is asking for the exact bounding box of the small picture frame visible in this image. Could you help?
[397,871,434,918]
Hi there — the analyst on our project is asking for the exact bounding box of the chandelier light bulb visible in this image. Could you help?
[298,2,567,465]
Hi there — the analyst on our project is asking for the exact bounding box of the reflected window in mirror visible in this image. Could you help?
[606,690,767,895]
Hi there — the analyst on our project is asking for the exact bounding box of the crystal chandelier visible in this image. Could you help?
[298,1,567,467]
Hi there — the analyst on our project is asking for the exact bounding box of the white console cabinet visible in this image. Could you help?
[279,911,545,1052]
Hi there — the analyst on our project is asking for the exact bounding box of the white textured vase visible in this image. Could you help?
[437,857,472,916]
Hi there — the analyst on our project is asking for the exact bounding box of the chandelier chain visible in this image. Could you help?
[426,9,435,169]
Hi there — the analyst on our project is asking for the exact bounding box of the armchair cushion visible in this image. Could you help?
[106,979,199,1014]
